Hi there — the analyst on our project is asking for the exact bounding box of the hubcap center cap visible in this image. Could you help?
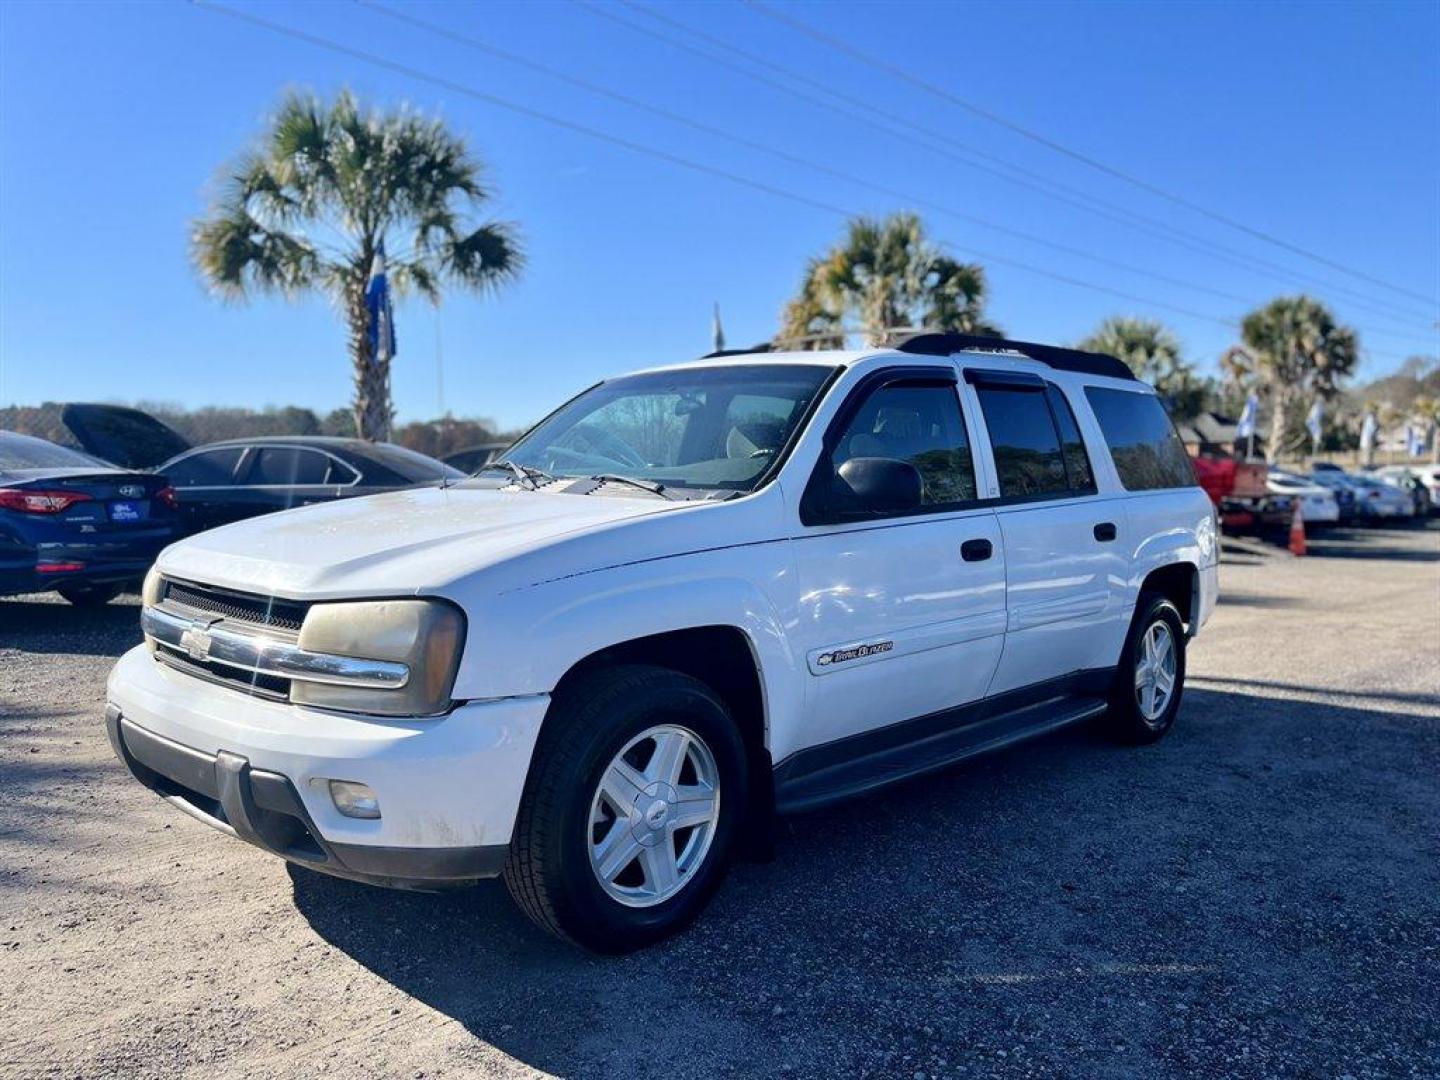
[632,781,678,845]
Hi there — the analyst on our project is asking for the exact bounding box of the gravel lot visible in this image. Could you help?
[2,522,1437,1079]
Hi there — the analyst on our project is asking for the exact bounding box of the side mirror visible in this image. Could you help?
[837,457,923,515]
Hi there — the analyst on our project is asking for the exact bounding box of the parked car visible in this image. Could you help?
[1267,470,1339,524]
[443,441,510,475]
[1192,453,1292,535]
[1369,465,1436,516]
[1303,470,1359,521]
[1410,464,1440,510]
[1312,471,1411,520]
[1,431,180,605]
[105,333,1218,952]
[59,404,464,536]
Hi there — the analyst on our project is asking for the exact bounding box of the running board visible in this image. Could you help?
[774,690,1110,815]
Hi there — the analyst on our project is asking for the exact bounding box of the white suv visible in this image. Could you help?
[106,333,1218,952]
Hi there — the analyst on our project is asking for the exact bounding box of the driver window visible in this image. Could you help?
[830,383,976,506]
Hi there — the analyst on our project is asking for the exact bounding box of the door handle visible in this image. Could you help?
[961,538,993,562]
[1093,522,1118,542]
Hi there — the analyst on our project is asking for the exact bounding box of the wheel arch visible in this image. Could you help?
[543,624,777,849]
[1138,560,1198,632]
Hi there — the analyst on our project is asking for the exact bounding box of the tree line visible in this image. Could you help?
[771,211,1436,462]
[0,401,516,462]
[12,91,1429,467]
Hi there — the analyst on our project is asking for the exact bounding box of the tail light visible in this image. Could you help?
[0,489,93,514]
[156,486,179,509]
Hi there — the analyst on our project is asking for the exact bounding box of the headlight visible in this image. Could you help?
[141,567,164,654]
[290,599,465,717]
[142,566,164,607]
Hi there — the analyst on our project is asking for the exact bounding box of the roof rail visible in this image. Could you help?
[699,342,774,360]
[892,332,1137,382]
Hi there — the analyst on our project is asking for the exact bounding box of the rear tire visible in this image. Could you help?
[503,665,748,953]
[57,583,122,607]
[1105,593,1186,744]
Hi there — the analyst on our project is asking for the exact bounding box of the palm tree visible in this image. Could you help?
[1078,317,1207,420]
[192,91,523,441]
[779,213,1000,348]
[1221,296,1358,461]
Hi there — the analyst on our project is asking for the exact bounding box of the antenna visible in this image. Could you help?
[435,304,453,490]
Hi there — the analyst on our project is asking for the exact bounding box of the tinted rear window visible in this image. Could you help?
[0,432,106,470]
[364,443,465,482]
[1084,387,1196,491]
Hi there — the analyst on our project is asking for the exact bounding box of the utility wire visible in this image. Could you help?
[361,2,1270,314]
[194,1,1411,363]
[605,0,1435,331]
[746,0,1438,309]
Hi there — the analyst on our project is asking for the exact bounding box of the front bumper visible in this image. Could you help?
[105,644,549,889]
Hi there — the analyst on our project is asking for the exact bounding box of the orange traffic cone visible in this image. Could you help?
[1288,500,1306,556]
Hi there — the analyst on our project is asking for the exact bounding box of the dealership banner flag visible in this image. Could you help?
[1359,411,1378,451]
[365,242,397,366]
[1235,393,1259,439]
[1305,399,1324,450]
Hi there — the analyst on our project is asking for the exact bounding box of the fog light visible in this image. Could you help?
[328,780,381,819]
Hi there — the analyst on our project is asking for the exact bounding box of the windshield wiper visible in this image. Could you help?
[480,459,554,490]
[589,474,674,499]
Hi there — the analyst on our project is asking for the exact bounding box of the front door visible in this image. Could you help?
[785,367,1007,763]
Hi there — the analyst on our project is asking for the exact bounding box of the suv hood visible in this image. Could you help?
[156,484,686,598]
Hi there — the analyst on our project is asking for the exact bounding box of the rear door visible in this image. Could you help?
[787,366,1006,758]
[231,445,357,518]
[964,369,1132,695]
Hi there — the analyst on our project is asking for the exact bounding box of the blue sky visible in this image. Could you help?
[2,0,1437,431]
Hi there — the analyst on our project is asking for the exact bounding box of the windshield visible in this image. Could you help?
[0,431,109,471]
[504,364,836,493]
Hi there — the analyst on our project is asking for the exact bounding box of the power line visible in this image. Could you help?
[603,0,1435,331]
[746,0,1438,309]
[192,1,1413,365]
[363,0,1435,350]
[359,5,1252,310]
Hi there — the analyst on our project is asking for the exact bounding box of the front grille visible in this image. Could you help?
[162,578,309,634]
[155,646,292,702]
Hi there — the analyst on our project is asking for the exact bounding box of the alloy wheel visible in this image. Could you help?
[587,724,720,908]
[1134,620,1178,724]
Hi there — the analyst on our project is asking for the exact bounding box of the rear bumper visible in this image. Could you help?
[1,527,175,595]
[105,644,549,889]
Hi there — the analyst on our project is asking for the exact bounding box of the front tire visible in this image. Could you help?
[503,665,748,953]
[1106,593,1186,744]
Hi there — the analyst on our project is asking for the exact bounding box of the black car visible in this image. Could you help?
[442,441,510,475]
[0,431,181,605]
[60,404,465,536]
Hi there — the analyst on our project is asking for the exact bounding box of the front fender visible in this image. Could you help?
[448,546,803,748]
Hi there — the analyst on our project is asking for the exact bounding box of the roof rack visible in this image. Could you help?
[699,342,774,360]
[893,332,1137,382]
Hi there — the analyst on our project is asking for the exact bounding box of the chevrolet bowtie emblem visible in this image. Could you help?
[180,618,220,662]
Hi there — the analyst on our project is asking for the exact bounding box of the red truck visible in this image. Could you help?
[1191,454,1293,536]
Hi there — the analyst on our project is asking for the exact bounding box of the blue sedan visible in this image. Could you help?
[0,431,181,605]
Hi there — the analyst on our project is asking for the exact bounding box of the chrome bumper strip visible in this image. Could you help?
[141,605,409,690]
